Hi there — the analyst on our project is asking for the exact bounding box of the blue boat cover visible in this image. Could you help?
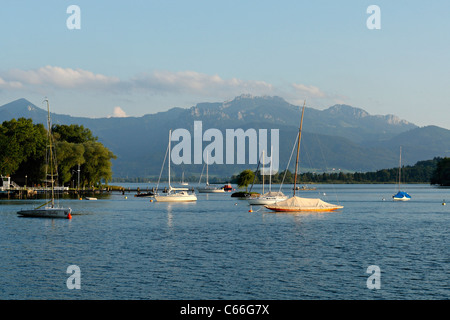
[393,191,411,199]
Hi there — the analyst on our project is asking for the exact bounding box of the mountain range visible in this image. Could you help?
[1,95,450,179]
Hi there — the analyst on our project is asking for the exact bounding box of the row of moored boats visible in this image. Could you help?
[16,100,410,219]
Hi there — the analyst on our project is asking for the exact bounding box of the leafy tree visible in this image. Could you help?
[52,124,97,143]
[52,124,116,187]
[1,120,116,187]
[55,141,85,185]
[80,141,116,187]
[236,169,255,191]
[0,118,47,182]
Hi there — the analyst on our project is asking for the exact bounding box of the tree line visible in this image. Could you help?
[0,118,116,188]
[110,156,450,188]
[231,157,450,188]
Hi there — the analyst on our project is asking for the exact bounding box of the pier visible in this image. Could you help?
[0,185,198,199]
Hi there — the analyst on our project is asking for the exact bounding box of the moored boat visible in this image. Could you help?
[265,101,343,213]
[393,191,411,201]
[197,154,224,193]
[154,130,197,202]
[247,191,288,205]
[17,99,72,219]
[247,150,287,205]
[222,183,233,191]
[393,146,411,201]
[17,207,72,219]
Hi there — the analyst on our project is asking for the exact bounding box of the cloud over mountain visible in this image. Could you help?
[109,106,128,118]
[0,66,327,101]
[0,65,350,118]
[292,83,326,98]
[128,70,275,98]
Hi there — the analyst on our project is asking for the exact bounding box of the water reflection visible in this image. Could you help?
[167,203,173,228]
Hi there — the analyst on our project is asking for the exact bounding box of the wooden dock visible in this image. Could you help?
[0,186,197,199]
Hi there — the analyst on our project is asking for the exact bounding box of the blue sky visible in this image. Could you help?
[1,0,449,128]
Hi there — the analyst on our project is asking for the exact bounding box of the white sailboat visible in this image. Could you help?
[247,150,287,205]
[180,172,189,186]
[17,99,72,219]
[393,146,411,201]
[265,101,343,213]
[154,130,197,202]
[197,154,225,193]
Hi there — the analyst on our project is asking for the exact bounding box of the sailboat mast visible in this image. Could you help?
[293,100,306,196]
[45,99,55,207]
[262,150,265,194]
[168,130,171,188]
[398,146,402,191]
[269,146,272,192]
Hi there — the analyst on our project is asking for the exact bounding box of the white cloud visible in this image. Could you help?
[291,83,326,98]
[1,66,276,102]
[1,66,340,115]
[6,65,119,89]
[109,106,128,118]
[129,70,274,97]
[0,77,22,89]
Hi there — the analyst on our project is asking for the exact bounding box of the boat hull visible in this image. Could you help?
[197,188,225,193]
[393,196,411,201]
[393,191,411,201]
[248,197,288,205]
[17,207,72,219]
[134,192,155,198]
[264,205,343,212]
[154,192,197,202]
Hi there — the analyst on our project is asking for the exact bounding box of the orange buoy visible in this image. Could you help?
[68,213,72,219]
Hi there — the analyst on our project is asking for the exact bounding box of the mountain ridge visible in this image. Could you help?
[1,96,448,178]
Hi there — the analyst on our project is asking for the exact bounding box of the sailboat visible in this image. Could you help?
[393,146,411,201]
[154,130,197,202]
[247,150,287,205]
[197,154,224,193]
[265,101,343,213]
[17,99,72,219]
[180,172,189,186]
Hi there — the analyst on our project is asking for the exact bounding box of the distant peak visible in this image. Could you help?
[5,98,35,105]
[0,98,46,115]
[382,114,411,126]
[326,104,369,117]
[235,93,254,99]
[13,98,31,103]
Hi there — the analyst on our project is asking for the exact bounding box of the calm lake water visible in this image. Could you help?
[0,184,448,300]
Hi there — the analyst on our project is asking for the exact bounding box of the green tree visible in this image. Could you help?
[236,169,255,191]
[52,124,97,143]
[81,141,116,187]
[52,124,116,187]
[55,141,85,185]
[0,118,47,182]
[0,120,116,187]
